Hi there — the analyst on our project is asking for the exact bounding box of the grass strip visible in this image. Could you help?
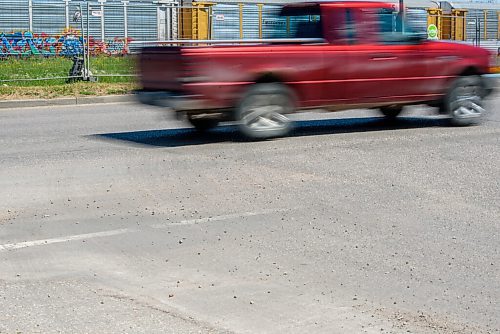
[0,82,137,100]
[0,56,136,86]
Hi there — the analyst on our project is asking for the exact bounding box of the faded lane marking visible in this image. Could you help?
[151,208,290,228]
[0,208,290,251]
[0,228,133,252]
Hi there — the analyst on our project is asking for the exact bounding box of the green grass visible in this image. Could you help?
[0,55,136,86]
[89,56,136,83]
[0,81,137,99]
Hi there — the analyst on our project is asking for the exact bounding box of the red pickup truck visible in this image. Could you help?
[136,1,495,139]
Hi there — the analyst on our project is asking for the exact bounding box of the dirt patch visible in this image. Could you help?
[0,210,17,225]
[371,307,492,334]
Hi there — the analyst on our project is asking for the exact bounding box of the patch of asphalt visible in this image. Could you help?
[0,279,230,334]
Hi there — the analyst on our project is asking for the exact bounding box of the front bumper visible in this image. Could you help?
[134,90,207,111]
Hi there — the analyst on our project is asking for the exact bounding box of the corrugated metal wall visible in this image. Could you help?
[32,3,66,35]
[211,4,240,39]
[242,5,259,39]
[104,4,125,39]
[0,0,29,32]
[466,9,485,40]
[406,8,428,34]
[0,0,159,41]
[127,4,157,40]
[485,10,498,40]
[262,5,285,38]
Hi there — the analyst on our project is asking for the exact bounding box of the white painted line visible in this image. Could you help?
[0,208,291,252]
[152,208,289,228]
[0,228,133,252]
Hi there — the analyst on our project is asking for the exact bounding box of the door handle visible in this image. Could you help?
[370,54,397,60]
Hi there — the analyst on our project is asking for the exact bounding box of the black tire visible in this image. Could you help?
[442,76,486,126]
[380,105,403,118]
[187,115,219,131]
[236,83,294,139]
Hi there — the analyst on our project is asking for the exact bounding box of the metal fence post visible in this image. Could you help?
[476,15,480,46]
[462,11,467,41]
[438,13,442,39]
[208,5,213,40]
[166,5,171,40]
[28,0,33,32]
[172,4,178,39]
[484,10,487,40]
[239,4,244,39]
[64,0,70,29]
[77,4,87,80]
[498,11,500,40]
[157,4,166,40]
[99,0,105,41]
[257,4,263,39]
[123,1,128,40]
[87,2,90,77]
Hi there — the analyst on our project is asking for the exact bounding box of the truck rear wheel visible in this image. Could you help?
[443,76,486,126]
[187,115,219,131]
[380,105,403,118]
[236,83,294,139]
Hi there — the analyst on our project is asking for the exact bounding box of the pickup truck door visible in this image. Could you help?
[345,44,428,102]
[319,44,350,105]
[342,8,429,103]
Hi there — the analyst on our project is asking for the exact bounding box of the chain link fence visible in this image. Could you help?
[1,1,499,86]
[0,0,171,85]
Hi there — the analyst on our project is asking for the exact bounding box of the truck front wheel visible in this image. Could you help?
[236,83,294,139]
[443,76,486,126]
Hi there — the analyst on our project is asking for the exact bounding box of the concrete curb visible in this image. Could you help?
[0,94,136,109]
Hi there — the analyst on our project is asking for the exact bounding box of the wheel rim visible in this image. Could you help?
[240,94,290,133]
[450,83,484,120]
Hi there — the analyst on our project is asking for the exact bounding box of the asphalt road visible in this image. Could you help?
[1,96,499,334]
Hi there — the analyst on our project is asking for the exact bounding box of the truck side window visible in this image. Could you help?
[279,5,323,39]
[379,10,396,33]
[377,9,421,44]
[293,15,322,38]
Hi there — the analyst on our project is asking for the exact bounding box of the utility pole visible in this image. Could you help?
[399,0,405,33]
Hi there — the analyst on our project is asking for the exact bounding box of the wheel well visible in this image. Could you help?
[254,73,283,84]
[457,66,481,77]
[440,66,482,96]
[250,73,299,109]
